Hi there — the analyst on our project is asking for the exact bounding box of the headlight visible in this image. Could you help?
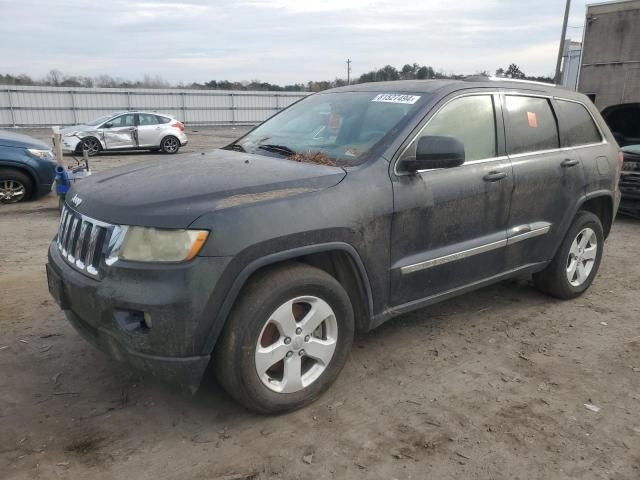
[108,227,209,263]
[27,148,55,160]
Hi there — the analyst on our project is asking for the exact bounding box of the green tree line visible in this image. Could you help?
[0,63,552,92]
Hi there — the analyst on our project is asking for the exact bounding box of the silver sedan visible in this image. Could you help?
[60,111,188,156]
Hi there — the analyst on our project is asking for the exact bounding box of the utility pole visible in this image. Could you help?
[554,0,572,84]
[346,59,352,84]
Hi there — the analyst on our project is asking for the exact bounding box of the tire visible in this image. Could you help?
[0,168,33,204]
[160,136,180,154]
[533,211,604,299]
[80,137,101,157]
[214,262,354,414]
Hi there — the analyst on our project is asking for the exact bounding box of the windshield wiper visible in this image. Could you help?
[224,143,246,152]
[257,144,296,157]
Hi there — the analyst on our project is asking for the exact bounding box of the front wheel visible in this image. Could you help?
[0,168,33,204]
[80,137,101,156]
[160,136,180,154]
[533,211,604,299]
[214,263,354,414]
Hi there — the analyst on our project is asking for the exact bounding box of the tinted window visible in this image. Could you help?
[157,116,171,124]
[505,96,559,155]
[107,114,136,128]
[138,113,159,126]
[556,100,601,147]
[402,95,497,163]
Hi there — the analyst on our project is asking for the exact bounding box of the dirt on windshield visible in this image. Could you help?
[289,151,337,167]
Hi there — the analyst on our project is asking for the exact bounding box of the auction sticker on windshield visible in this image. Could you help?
[371,94,421,104]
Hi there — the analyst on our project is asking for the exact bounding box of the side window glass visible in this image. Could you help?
[123,114,136,126]
[108,114,135,127]
[139,114,159,126]
[106,115,124,127]
[505,96,559,155]
[401,95,497,163]
[156,116,171,124]
[555,100,602,147]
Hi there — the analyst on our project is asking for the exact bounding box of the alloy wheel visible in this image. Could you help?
[255,296,338,393]
[82,138,100,155]
[0,179,26,203]
[566,227,598,287]
[163,137,179,153]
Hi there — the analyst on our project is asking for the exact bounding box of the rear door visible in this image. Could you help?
[137,113,164,147]
[555,98,611,205]
[389,92,513,306]
[503,94,586,269]
[103,113,137,149]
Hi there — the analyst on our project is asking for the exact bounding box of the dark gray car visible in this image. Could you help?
[46,79,621,414]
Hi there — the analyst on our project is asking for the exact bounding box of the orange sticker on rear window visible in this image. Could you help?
[527,112,538,128]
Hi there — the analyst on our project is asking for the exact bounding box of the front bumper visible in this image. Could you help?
[47,241,232,391]
[62,135,82,153]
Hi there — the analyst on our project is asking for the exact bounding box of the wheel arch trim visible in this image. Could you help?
[202,242,374,354]
[542,190,614,267]
[0,161,39,190]
[577,190,615,236]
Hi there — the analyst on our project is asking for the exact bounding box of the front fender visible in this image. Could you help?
[0,155,43,184]
[199,241,373,354]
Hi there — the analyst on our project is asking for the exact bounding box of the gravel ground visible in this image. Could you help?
[1,126,639,480]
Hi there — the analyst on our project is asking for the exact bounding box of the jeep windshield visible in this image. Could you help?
[230,91,429,166]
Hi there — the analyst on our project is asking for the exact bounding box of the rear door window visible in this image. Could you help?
[505,96,559,155]
[555,99,602,147]
[138,114,159,126]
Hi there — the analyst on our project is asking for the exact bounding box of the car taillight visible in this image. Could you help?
[172,121,185,132]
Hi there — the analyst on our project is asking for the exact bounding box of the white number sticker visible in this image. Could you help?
[371,94,421,105]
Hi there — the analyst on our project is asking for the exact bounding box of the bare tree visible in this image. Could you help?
[45,69,63,86]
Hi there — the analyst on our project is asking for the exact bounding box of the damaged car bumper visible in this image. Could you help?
[62,135,83,154]
[46,241,231,391]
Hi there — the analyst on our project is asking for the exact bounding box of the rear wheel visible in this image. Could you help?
[0,168,33,204]
[533,211,604,299]
[160,136,180,154]
[214,263,354,414]
[80,137,101,156]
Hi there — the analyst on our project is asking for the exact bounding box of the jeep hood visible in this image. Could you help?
[68,149,346,228]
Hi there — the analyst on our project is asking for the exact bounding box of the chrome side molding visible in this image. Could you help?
[400,222,552,275]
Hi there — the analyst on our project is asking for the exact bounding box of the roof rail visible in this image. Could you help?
[486,76,557,87]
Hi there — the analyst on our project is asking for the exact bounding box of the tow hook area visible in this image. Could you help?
[114,309,152,335]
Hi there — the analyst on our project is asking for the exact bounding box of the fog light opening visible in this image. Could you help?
[143,312,152,329]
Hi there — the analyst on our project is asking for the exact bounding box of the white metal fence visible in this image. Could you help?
[0,85,309,127]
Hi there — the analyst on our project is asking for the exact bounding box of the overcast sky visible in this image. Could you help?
[0,0,591,85]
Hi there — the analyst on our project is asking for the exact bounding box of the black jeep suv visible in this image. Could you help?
[47,79,621,414]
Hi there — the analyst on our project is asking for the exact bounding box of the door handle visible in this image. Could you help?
[561,158,579,168]
[483,171,507,182]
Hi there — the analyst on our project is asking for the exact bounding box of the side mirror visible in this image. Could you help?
[103,122,113,129]
[402,135,465,173]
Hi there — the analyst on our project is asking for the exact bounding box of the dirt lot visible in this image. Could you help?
[1,126,639,480]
